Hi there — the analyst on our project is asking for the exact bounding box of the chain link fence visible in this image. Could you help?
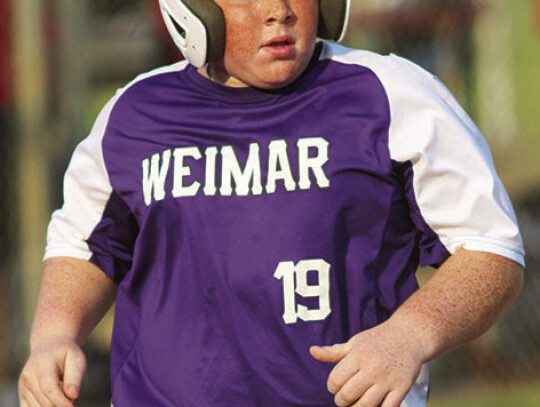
[2,0,539,405]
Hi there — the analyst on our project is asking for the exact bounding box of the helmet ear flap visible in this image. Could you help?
[160,0,350,67]
[318,0,350,43]
[158,0,224,67]
[183,0,225,63]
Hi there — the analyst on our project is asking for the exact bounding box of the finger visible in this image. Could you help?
[18,368,34,400]
[19,392,34,407]
[351,385,387,407]
[39,370,74,407]
[62,347,87,400]
[326,354,362,394]
[310,342,351,363]
[381,390,406,407]
[22,391,42,407]
[26,386,53,407]
[19,369,53,407]
[334,371,373,407]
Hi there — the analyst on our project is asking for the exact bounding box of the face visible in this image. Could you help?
[203,0,319,89]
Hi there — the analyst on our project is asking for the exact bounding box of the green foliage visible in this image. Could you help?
[429,382,540,407]
[508,1,540,145]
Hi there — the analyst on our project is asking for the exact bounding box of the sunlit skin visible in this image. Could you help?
[197,0,319,89]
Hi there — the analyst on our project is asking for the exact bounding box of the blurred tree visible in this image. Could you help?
[90,0,140,15]
[536,0,540,32]
[0,0,17,385]
[349,0,479,111]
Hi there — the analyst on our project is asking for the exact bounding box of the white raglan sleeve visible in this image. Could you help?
[43,97,117,262]
[380,55,524,267]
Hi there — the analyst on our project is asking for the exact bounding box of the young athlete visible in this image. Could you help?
[19,0,524,406]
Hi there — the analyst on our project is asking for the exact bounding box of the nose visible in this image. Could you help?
[265,0,294,25]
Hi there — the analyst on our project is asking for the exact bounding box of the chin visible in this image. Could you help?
[255,65,305,89]
[256,78,296,90]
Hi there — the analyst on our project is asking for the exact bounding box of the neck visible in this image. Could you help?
[197,63,249,88]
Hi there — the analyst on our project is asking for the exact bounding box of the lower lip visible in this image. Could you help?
[263,44,294,59]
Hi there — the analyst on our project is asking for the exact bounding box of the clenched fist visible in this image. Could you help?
[19,335,87,407]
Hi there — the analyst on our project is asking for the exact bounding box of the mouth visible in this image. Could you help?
[263,35,295,48]
[262,36,295,58]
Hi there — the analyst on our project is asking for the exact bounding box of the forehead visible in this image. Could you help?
[213,0,318,12]
[212,0,320,30]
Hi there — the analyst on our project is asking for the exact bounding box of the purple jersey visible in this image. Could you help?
[45,42,524,407]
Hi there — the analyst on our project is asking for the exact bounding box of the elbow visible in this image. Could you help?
[507,261,524,305]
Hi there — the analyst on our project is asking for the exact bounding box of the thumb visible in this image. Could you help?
[62,347,87,400]
[310,342,351,363]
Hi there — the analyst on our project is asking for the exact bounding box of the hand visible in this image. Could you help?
[19,336,87,407]
[310,321,425,407]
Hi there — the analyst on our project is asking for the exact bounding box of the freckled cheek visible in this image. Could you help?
[226,26,259,60]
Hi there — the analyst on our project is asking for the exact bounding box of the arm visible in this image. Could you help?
[19,257,117,407]
[310,249,524,407]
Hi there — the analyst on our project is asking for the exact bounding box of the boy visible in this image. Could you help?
[19,1,524,406]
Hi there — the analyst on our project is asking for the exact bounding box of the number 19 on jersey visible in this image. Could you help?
[273,259,331,324]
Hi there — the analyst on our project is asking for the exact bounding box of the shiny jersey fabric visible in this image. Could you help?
[45,42,524,407]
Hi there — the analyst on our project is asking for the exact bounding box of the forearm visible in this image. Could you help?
[30,257,117,349]
[389,249,524,362]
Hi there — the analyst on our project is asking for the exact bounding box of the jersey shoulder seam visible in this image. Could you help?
[113,60,190,101]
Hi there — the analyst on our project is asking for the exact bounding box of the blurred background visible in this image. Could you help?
[1,0,539,405]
